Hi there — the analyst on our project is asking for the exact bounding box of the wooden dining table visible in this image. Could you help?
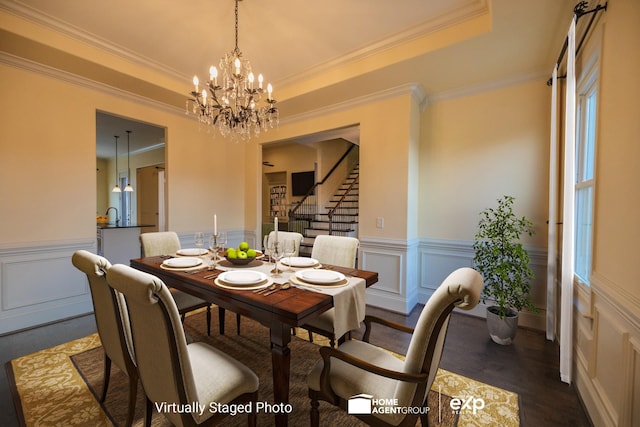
[130,256,378,426]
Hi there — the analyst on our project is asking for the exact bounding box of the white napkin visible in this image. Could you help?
[316,277,366,338]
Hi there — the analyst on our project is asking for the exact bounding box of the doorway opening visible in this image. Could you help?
[96,111,166,230]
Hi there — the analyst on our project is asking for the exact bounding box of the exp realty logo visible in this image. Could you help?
[449,396,485,414]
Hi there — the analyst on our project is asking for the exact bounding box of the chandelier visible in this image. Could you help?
[187,0,278,140]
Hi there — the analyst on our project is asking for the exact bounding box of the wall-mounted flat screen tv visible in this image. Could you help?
[291,171,315,196]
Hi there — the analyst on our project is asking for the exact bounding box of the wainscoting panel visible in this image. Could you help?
[575,274,640,427]
[628,338,640,427]
[418,238,546,330]
[418,238,474,293]
[359,237,418,314]
[0,239,96,335]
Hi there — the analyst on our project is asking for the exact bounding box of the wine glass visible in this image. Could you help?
[269,240,283,277]
[215,231,227,255]
[208,231,227,269]
[263,235,272,263]
[194,232,205,252]
[282,239,296,272]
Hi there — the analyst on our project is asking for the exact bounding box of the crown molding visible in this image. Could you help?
[280,83,427,126]
[0,0,187,81]
[276,0,490,88]
[0,51,184,117]
[427,70,550,103]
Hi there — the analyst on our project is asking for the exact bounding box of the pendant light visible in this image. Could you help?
[111,135,121,193]
[124,130,134,192]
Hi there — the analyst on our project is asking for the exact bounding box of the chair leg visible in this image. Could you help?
[420,410,429,426]
[308,330,314,343]
[236,313,241,335]
[218,307,226,335]
[124,371,138,427]
[206,305,212,336]
[145,397,153,427]
[100,355,112,402]
[310,392,320,427]
[248,408,257,427]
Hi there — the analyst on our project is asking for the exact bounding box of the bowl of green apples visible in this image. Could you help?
[224,241,260,265]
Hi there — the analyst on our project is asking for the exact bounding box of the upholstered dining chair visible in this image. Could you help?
[140,231,213,336]
[106,264,259,427]
[263,230,304,256]
[302,235,359,346]
[307,267,483,427]
[71,250,138,427]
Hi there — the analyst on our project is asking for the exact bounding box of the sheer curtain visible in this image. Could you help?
[548,16,576,385]
[560,17,577,384]
[546,65,558,342]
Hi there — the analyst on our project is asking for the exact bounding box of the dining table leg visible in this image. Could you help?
[218,307,226,335]
[270,321,292,427]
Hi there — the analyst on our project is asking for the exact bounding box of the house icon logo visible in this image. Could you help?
[348,394,373,414]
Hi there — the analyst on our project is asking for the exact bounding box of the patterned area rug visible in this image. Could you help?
[6,312,520,426]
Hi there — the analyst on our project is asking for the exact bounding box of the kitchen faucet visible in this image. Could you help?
[105,206,119,224]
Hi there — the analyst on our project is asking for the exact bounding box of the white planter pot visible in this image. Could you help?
[486,306,519,345]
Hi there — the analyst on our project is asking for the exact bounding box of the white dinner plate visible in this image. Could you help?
[176,248,208,256]
[219,270,267,286]
[281,257,319,268]
[289,274,349,288]
[161,257,203,268]
[214,277,272,291]
[295,269,345,285]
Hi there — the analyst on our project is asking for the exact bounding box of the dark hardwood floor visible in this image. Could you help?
[354,306,593,427]
[1,307,592,427]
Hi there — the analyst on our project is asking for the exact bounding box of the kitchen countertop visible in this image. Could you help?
[97,223,155,229]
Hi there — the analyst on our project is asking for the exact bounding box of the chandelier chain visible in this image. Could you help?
[234,0,239,54]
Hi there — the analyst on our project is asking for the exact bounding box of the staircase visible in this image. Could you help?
[298,164,359,256]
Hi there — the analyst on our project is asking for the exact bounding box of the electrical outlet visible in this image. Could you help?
[376,217,384,228]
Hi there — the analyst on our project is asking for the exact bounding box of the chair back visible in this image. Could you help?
[140,231,181,257]
[71,250,135,372]
[106,264,195,427]
[396,267,483,407]
[265,231,303,256]
[310,235,359,268]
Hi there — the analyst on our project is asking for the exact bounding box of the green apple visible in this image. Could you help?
[238,241,250,252]
[226,248,237,259]
[246,249,257,258]
[237,251,248,259]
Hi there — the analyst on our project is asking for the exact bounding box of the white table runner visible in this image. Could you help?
[213,258,366,336]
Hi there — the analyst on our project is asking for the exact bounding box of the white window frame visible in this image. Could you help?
[574,62,598,286]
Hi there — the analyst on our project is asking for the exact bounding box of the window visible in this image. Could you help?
[574,67,597,284]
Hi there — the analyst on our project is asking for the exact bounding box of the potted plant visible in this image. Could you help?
[472,195,537,345]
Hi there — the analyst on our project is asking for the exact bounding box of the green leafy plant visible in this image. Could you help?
[472,195,537,318]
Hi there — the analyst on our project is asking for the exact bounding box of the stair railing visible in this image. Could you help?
[288,145,355,233]
[328,174,358,235]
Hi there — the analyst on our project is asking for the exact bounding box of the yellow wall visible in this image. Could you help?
[419,80,550,247]
[96,158,109,214]
[591,0,640,293]
[0,63,248,245]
